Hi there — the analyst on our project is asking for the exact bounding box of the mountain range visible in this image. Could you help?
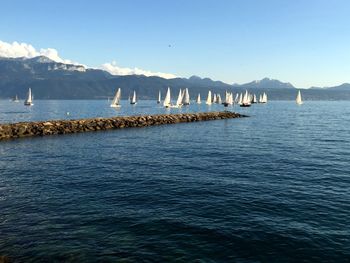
[1,56,350,100]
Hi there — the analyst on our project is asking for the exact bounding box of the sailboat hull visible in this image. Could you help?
[110,104,121,108]
[24,101,33,106]
[169,105,182,108]
[240,104,251,107]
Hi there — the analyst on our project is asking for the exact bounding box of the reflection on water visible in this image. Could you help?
[0,100,349,261]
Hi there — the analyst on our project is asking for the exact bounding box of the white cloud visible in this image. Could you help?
[0,40,177,78]
[0,40,77,64]
[39,48,74,64]
[101,61,177,79]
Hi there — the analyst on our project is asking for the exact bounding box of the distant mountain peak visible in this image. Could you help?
[233,77,295,89]
[27,56,56,64]
[189,75,202,80]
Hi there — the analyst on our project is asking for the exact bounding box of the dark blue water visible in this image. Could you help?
[0,100,349,262]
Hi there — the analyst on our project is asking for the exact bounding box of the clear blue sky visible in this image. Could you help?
[1,0,350,87]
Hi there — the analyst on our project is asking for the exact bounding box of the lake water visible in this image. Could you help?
[0,100,349,262]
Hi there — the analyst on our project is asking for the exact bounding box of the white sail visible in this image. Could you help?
[163,87,171,107]
[253,94,257,103]
[229,93,234,105]
[234,93,239,103]
[224,90,230,104]
[197,93,201,104]
[206,90,212,105]
[110,88,121,107]
[262,92,268,103]
[130,90,137,104]
[296,90,303,105]
[157,91,161,104]
[183,88,190,105]
[243,90,248,104]
[24,88,33,106]
[238,93,243,105]
[238,90,252,107]
[212,93,217,103]
[217,94,222,104]
[176,89,183,107]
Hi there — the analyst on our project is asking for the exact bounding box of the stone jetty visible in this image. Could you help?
[0,111,246,140]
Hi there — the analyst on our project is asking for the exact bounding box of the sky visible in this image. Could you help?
[0,0,350,88]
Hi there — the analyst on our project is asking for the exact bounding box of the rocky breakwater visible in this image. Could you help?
[0,111,247,140]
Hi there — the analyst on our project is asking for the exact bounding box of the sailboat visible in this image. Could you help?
[223,91,231,107]
[229,93,234,105]
[110,88,121,108]
[252,94,257,103]
[173,89,183,108]
[157,91,161,104]
[212,93,217,104]
[234,93,239,104]
[163,87,171,108]
[196,93,201,104]
[240,90,251,107]
[183,88,190,105]
[223,91,229,107]
[24,88,33,106]
[260,92,268,103]
[296,90,303,105]
[206,90,212,105]
[217,94,222,104]
[12,95,19,102]
[238,93,243,105]
[130,90,137,105]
